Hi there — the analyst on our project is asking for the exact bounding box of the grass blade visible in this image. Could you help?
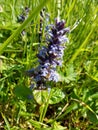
[0,0,49,55]
[1,112,10,130]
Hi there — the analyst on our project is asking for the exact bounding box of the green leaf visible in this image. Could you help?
[49,88,65,104]
[87,111,98,124]
[59,64,76,83]
[90,92,98,99]
[33,90,48,105]
[14,85,32,100]
[33,88,65,105]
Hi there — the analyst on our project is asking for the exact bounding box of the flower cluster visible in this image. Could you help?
[27,18,69,88]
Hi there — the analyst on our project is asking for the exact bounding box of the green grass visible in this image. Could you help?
[0,0,98,129]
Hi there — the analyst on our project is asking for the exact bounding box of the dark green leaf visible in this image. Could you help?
[14,85,32,100]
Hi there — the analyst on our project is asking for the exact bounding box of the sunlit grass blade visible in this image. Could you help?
[54,103,78,121]
[39,90,53,123]
[0,0,49,55]
[71,98,98,119]
[69,25,96,63]
[1,112,10,130]
[28,119,48,128]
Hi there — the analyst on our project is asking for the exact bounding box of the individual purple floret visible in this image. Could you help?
[27,18,69,88]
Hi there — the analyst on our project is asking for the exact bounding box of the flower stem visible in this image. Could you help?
[39,89,53,123]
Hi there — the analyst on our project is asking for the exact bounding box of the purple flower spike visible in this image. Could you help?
[27,18,69,89]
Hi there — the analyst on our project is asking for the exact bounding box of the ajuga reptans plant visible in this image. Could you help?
[27,18,69,89]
